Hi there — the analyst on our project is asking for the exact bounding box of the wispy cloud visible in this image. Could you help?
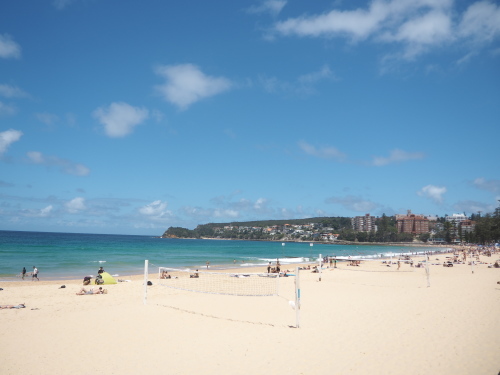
[325,195,380,212]
[298,141,346,161]
[26,151,90,176]
[0,84,28,98]
[22,205,54,218]
[93,102,149,138]
[270,0,500,62]
[0,34,21,59]
[417,184,447,204]
[453,200,496,215]
[246,0,287,16]
[154,64,232,110]
[36,112,59,126]
[458,1,500,44]
[260,65,335,95]
[53,0,76,10]
[0,129,23,155]
[371,149,425,166]
[473,177,500,194]
[0,101,17,116]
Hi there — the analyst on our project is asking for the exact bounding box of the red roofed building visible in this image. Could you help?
[396,210,429,235]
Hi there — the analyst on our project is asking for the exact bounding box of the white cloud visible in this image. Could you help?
[299,141,346,161]
[247,0,287,16]
[0,84,28,98]
[458,1,500,43]
[139,200,169,217]
[417,184,447,204]
[0,101,17,116]
[0,129,23,155]
[65,197,86,213]
[26,151,90,176]
[93,102,149,138]
[0,34,21,59]
[271,0,499,61]
[371,149,425,166]
[381,10,453,59]
[154,64,232,110]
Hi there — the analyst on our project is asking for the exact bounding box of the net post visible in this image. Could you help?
[425,254,430,288]
[318,253,322,282]
[295,266,301,328]
[143,259,148,305]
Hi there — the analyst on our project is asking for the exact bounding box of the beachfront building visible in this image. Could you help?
[460,220,476,236]
[352,214,377,232]
[396,210,429,235]
[445,213,468,225]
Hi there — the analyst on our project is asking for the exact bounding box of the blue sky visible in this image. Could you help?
[1,0,499,235]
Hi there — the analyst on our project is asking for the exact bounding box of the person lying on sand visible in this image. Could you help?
[1,304,26,309]
[76,287,107,295]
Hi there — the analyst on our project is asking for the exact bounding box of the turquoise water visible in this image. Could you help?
[0,230,446,281]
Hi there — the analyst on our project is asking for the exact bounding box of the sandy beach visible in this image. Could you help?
[1,251,499,375]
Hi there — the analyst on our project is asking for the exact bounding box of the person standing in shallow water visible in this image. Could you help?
[22,267,26,280]
[32,266,39,281]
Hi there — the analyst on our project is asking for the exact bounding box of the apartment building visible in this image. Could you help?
[352,213,377,232]
[396,210,429,235]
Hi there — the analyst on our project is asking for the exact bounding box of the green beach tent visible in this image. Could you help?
[99,272,117,285]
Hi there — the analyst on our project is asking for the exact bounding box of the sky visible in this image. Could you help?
[0,0,499,235]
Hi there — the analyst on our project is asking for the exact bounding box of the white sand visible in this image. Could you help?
[1,252,499,375]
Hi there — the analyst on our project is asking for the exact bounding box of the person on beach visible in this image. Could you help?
[206,261,210,269]
[32,266,39,281]
[0,304,26,309]
[76,287,105,295]
[267,262,271,273]
[22,267,26,280]
[160,270,171,279]
[98,266,104,274]
[190,270,199,278]
[83,276,92,285]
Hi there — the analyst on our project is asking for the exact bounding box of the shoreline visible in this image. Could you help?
[1,246,456,283]
[1,249,499,375]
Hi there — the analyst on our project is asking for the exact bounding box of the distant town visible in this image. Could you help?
[163,208,500,245]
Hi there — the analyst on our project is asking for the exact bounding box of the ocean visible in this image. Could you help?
[0,230,447,281]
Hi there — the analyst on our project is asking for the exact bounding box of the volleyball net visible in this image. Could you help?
[144,262,301,328]
[157,267,281,296]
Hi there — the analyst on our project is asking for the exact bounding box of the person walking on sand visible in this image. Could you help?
[22,267,26,280]
[32,266,39,281]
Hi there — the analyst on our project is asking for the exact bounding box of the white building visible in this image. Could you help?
[445,213,468,224]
